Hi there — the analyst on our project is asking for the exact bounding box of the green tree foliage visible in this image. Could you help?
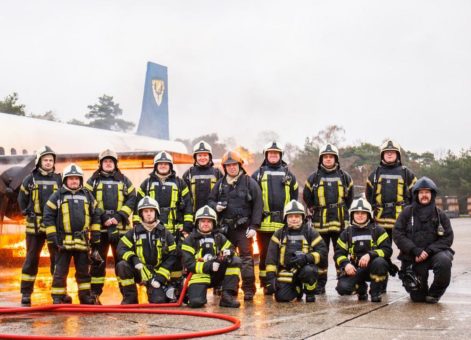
[30,110,60,122]
[177,133,228,159]
[0,92,26,116]
[84,94,135,132]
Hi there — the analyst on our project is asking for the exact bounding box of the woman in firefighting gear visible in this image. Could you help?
[182,205,241,308]
[265,200,327,302]
[334,197,392,303]
[43,163,101,304]
[135,151,192,289]
[116,196,177,304]
[303,143,354,294]
[208,150,263,301]
[393,177,454,304]
[84,149,136,303]
[18,146,62,306]
[251,141,298,294]
[183,141,223,213]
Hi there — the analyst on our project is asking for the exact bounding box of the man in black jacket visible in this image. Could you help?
[393,177,454,304]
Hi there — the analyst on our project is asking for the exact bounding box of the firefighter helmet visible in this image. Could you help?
[194,205,217,231]
[137,196,160,216]
[283,200,306,220]
[318,143,339,165]
[62,163,84,184]
[412,176,438,195]
[400,265,422,293]
[98,149,118,163]
[349,197,373,221]
[153,151,174,167]
[263,141,283,158]
[35,146,56,168]
[380,139,401,162]
[221,150,244,166]
[193,141,213,157]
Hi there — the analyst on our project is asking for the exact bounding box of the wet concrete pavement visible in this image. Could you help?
[0,218,470,339]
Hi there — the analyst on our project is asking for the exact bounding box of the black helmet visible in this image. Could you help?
[399,265,422,293]
[412,176,438,203]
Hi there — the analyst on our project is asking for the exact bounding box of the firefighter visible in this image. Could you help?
[134,151,192,290]
[265,200,327,303]
[393,177,454,304]
[182,205,241,308]
[366,139,417,292]
[182,141,223,213]
[208,150,263,301]
[43,163,101,304]
[303,143,354,294]
[18,146,62,306]
[334,197,392,302]
[116,196,177,304]
[84,149,136,303]
[251,141,298,294]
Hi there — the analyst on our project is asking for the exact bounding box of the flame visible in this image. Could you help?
[3,240,50,257]
[252,235,259,255]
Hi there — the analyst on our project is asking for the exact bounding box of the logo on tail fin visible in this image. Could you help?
[152,79,165,106]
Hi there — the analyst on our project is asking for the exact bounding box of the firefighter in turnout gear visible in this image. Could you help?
[265,200,327,302]
[251,141,299,294]
[116,196,177,304]
[43,163,101,304]
[208,150,263,301]
[183,141,223,213]
[84,149,137,303]
[303,143,354,294]
[182,205,241,308]
[334,197,392,302]
[18,146,62,306]
[366,140,416,293]
[393,177,454,304]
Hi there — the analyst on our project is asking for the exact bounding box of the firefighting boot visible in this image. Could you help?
[91,292,102,305]
[79,294,97,305]
[121,285,138,305]
[52,295,65,304]
[357,282,368,301]
[371,294,382,303]
[219,291,240,308]
[21,294,31,307]
[305,294,316,303]
[62,295,73,304]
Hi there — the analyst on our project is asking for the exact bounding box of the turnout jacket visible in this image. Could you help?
[265,224,327,274]
[393,204,454,263]
[85,170,136,234]
[182,164,223,213]
[135,171,193,233]
[252,161,299,233]
[366,162,417,229]
[335,222,392,269]
[181,230,235,276]
[18,169,62,234]
[43,186,101,251]
[117,223,177,284]
[303,166,354,233]
[208,172,263,229]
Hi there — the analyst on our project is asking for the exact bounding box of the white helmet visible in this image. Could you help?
[283,200,306,220]
[35,146,56,168]
[153,151,173,169]
[62,163,84,185]
[138,196,160,216]
[195,205,217,232]
[318,143,339,165]
[349,197,373,222]
[263,141,283,158]
[380,139,402,163]
[99,149,118,163]
[193,141,213,157]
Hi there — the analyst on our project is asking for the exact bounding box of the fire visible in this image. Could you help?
[3,240,51,258]
[252,235,259,255]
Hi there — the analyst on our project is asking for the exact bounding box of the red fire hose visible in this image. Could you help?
[0,273,241,339]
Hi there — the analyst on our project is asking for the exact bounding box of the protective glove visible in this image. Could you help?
[112,213,123,223]
[246,228,256,239]
[183,221,193,233]
[135,263,144,271]
[203,254,214,262]
[216,203,226,212]
[108,226,120,244]
[150,278,161,289]
[222,249,233,257]
[90,249,104,265]
[289,251,308,268]
[211,261,221,272]
[100,213,112,224]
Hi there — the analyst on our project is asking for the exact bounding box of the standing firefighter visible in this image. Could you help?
[43,163,101,304]
[135,151,192,290]
[366,139,416,292]
[334,197,392,302]
[208,150,263,301]
[182,141,223,213]
[303,143,354,294]
[18,146,62,306]
[265,200,327,302]
[182,205,241,308]
[252,141,298,294]
[393,177,454,304]
[84,149,136,303]
[116,196,177,304]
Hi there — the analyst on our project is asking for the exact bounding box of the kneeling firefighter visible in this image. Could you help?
[182,205,241,308]
[116,196,177,304]
[334,197,392,302]
[265,200,327,302]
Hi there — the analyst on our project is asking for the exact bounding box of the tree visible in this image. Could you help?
[30,110,60,122]
[0,92,26,116]
[310,125,346,148]
[85,94,134,132]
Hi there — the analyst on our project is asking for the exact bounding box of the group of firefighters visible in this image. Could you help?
[18,139,454,308]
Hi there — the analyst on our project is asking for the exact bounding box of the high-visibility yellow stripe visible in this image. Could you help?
[121,236,133,248]
[266,264,277,273]
[51,287,67,294]
[305,282,317,291]
[45,225,57,235]
[370,274,387,282]
[78,282,91,291]
[170,271,183,279]
[225,267,241,276]
[117,182,124,211]
[181,244,195,254]
[121,205,133,216]
[311,235,322,247]
[168,243,177,252]
[123,251,135,261]
[221,240,232,250]
[91,277,105,284]
[375,249,385,257]
[195,262,205,274]
[336,239,348,250]
[336,255,348,266]
[270,235,280,245]
[121,278,135,286]
[47,200,57,210]
[21,273,36,282]
[377,232,388,245]
[156,267,171,280]
[311,252,320,264]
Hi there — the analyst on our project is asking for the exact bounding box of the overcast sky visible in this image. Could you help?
[1,0,470,155]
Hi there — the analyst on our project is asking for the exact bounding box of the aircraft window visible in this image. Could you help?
[23,149,28,155]
[11,148,17,155]
[0,147,4,155]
